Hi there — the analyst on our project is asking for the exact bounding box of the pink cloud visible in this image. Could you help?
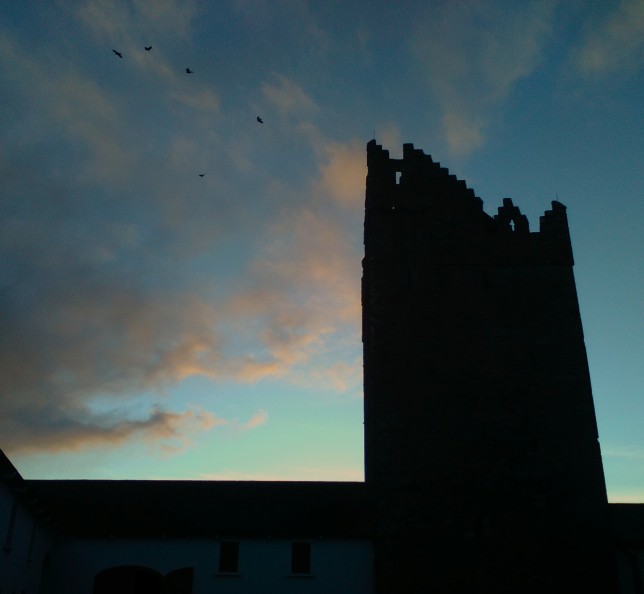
[318,140,367,208]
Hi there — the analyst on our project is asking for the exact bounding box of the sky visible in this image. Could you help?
[1,1,642,501]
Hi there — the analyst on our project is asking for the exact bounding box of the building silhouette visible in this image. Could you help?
[1,142,643,593]
[363,140,618,593]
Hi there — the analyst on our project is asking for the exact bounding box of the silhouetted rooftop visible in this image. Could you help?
[25,480,374,539]
[609,504,644,546]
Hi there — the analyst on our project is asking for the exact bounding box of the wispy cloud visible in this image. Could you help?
[75,0,215,112]
[305,358,363,394]
[411,1,556,155]
[262,74,319,117]
[0,43,361,456]
[573,0,644,76]
[221,197,362,385]
[5,406,222,455]
[77,0,199,44]
[0,32,132,185]
[603,445,644,460]
[172,89,220,113]
[1,0,364,462]
[240,409,269,430]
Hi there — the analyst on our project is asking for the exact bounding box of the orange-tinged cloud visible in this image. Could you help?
[5,406,223,455]
[0,40,365,456]
[319,140,367,208]
[241,409,269,430]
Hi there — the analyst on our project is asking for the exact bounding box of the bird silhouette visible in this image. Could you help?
[112,49,123,58]
[186,68,193,74]
[144,46,152,51]
[257,116,264,124]
[199,174,205,177]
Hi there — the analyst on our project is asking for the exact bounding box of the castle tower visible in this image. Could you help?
[362,141,618,593]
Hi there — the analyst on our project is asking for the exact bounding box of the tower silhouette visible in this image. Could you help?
[362,141,618,593]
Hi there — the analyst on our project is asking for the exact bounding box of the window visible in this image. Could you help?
[218,541,239,573]
[3,497,18,551]
[291,541,311,574]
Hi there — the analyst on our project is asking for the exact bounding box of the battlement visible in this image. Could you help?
[365,141,573,265]
[366,140,483,213]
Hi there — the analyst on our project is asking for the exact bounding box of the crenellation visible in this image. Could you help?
[494,197,530,234]
[367,142,484,221]
[540,200,569,234]
[538,200,574,265]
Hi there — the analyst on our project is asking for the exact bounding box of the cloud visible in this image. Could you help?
[240,409,269,430]
[306,358,363,394]
[318,139,367,208]
[172,89,220,113]
[0,133,363,457]
[77,0,199,43]
[1,278,226,452]
[4,405,223,455]
[199,135,365,389]
[603,445,644,460]
[0,21,361,457]
[4,402,269,456]
[75,0,214,108]
[262,75,318,116]
[218,205,361,385]
[0,31,176,189]
[573,0,644,75]
[412,1,556,154]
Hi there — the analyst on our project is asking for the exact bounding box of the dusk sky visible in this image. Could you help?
[1,1,642,501]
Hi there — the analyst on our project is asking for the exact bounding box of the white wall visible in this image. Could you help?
[44,537,374,594]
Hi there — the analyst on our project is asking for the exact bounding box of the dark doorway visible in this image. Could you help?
[94,566,162,594]
[165,567,194,594]
[93,566,193,594]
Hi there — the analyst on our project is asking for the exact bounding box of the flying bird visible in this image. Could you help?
[144,46,152,51]
[199,174,205,177]
[256,116,264,124]
[112,49,123,58]
[185,68,193,74]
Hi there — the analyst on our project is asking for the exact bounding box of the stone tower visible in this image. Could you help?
[362,141,618,593]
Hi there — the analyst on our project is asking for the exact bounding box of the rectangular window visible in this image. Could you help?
[291,541,311,574]
[218,541,239,573]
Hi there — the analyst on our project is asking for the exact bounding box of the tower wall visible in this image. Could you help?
[362,141,618,593]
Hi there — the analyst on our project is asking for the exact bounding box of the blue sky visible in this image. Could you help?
[1,1,642,501]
